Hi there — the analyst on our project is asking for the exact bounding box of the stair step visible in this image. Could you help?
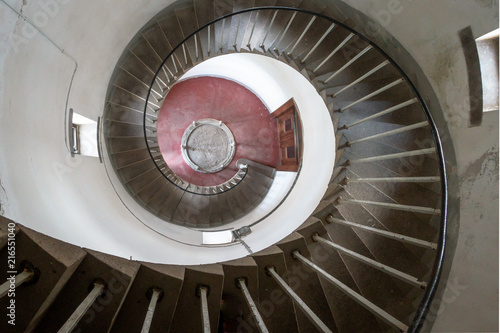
[329,194,431,280]
[276,232,338,332]
[34,250,139,333]
[110,263,184,332]
[251,245,300,332]
[220,257,260,332]
[169,264,224,333]
[0,222,86,333]
[294,219,384,332]
[319,216,416,324]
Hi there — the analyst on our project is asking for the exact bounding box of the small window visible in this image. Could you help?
[477,29,499,112]
[71,111,99,157]
[284,118,293,132]
[286,146,296,159]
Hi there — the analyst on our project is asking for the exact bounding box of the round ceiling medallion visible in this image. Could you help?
[180,119,236,174]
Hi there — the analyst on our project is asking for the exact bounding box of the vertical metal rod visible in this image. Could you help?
[274,12,297,52]
[324,46,373,83]
[340,78,404,112]
[234,16,241,48]
[200,287,211,333]
[292,252,409,332]
[343,98,418,129]
[195,34,199,60]
[0,269,34,298]
[337,197,441,215]
[313,33,354,73]
[260,10,279,49]
[288,16,317,55]
[58,283,105,333]
[267,267,333,333]
[182,43,188,65]
[347,121,429,145]
[349,147,437,164]
[141,289,161,333]
[247,11,260,48]
[238,279,269,333]
[333,60,389,97]
[219,18,226,52]
[162,65,172,83]
[325,215,438,250]
[171,56,178,74]
[302,23,336,63]
[346,176,441,183]
[208,25,211,55]
[312,236,427,288]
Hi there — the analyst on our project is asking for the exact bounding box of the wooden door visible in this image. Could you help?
[271,98,303,172]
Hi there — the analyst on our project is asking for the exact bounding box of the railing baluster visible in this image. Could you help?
[346,176,441,183]
[195,34,199,60]
[141,289,162,333]
[345,121,428,146]
[219,18,226,52]
[247,11,260,48]
[323,46,373,84]
[339,78,404,112]
[208,25,211,55]
[348,147,436,164]
[199,286,211,333]
[313,33,354,73]
[326,215,438,250]
[342,98,418,129]
[234,16,241,49]
[182,43,188,65]
[292,251,409,332]
[171,56,178,74]
[302,23,336,63]
[287,16,317,56]
[337,197,441,215]
[260,10,279,50]
[312,236,427,288]
[266,267,333,333]
[333,60,390,97]
[58,282,105,333]
[161,65,172,84]
[274,12,297,53]
[237,279,269,333]
[0,269,34,298]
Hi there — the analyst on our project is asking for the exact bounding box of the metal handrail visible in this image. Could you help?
[141,7,448,331]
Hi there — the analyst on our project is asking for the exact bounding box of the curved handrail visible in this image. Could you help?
[141,7,448,331]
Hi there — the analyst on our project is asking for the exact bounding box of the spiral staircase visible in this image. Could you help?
[0,0,450,332]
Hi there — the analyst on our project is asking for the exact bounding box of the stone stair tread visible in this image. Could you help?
[169,264,224,333]
[0,223,87,332]
[251,245,300,332]
[109,263,185,333]
[34,250,139,333]
[220,257,260,332]
[276,232,339,332]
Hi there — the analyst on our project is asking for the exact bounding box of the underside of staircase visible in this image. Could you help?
[0,0,447,332]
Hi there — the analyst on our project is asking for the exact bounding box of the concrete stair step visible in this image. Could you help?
[34,250,140,333]
[0,221,86,332]
[169,264,224,333]
[276,232,339,332]
[220,257,260,331]
[110,263,185,333]
[251,245,300,332]
[328,192,431,279]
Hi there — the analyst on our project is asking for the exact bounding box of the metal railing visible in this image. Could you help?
[136,7,447,332]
